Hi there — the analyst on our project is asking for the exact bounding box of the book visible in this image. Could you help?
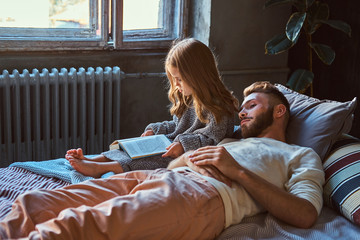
[109,134,172,159]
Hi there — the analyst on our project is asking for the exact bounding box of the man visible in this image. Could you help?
[0,82,324,239]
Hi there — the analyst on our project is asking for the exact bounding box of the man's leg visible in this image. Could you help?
[1,169,225,240]
[0,170,149,238]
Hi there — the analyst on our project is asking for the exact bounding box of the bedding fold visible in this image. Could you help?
[10,157,114,184]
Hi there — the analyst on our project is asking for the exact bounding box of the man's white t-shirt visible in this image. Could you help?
[177,137,325,227]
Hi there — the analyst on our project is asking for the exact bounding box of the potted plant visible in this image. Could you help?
[264,0,351,95]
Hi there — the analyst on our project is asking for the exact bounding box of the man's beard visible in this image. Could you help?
[241,107,274,138]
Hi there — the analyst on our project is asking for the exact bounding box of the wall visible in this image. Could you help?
[191,0,290,103]
[0,1,291,161]
[120,73,170,138]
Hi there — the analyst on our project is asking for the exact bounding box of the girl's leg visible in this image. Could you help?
[124,155,173,171]
[66,148,122,177]
[69,159,124,178]
[102,151,173,173]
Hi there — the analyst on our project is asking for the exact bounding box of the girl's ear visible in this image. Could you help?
[274,104,286,118]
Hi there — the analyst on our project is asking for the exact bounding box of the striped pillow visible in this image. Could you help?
[323,134,360,225]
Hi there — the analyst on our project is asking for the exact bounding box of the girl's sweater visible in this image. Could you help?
[102,106,235,172]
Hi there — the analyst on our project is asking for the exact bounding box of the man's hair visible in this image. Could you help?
[243,81,290,124]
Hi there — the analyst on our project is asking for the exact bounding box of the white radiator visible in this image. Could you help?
[0,67,123,167]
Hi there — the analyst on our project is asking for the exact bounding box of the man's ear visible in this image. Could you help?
[274,104,287,118]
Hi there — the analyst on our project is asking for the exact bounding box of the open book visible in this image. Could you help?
[109,134,172,159]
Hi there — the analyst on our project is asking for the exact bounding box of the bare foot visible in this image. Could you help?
[67,154,124,178]
[65,148,87,161]
[68,158,105,178]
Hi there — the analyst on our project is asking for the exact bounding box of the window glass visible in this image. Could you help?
[0,0,90,29]
[0,0,187,50]
[123,0,162,30]
[1,0,51,28]
[50,0,90,29]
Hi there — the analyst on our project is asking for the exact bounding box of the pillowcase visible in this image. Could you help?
[275,84,357,160]
[323,134,360,225]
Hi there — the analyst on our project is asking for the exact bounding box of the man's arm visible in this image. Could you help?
[189,146,319,229]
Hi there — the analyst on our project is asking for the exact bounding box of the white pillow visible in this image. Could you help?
[276,84,357,159]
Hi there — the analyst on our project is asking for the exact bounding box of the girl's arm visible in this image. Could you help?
[144,117,177,135]
[176,113,234,152]
[162,142,184,158]
[141,129,154,137]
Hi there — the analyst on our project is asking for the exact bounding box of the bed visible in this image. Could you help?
[0,166,70,220]
[1,84,360,239]
[1,166,360,240]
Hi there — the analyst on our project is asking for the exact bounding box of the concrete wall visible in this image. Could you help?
[189,0,289,103]
[211,0,289,100]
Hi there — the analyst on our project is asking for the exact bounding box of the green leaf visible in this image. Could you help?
[309,43,335,65]
[286,12,306,42]
[320,20,352,37]
[287,69,314,93]
[306,0,315,8]
[306,2,329,34]
[264,0,293,9]
[293,0,306,12]
[308,2,329,22]
[265,33,294,55]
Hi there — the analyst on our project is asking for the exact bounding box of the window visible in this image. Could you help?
[0,0,188,51]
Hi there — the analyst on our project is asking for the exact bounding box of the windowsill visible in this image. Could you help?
[0,47,169,74]
[0,39,174,52]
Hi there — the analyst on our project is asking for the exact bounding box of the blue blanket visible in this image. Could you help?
[10,157,115,184]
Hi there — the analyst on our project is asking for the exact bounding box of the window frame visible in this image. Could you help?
[0,0,188,52]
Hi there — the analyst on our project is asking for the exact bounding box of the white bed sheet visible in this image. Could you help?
[216,206,360,240]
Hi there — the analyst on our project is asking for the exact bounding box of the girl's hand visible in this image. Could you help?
[162,142,185,158]
[141,130,155,137]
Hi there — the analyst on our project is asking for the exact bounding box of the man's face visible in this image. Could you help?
[239,93,274,138]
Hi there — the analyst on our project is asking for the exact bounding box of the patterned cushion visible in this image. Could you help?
[323,134,360,225]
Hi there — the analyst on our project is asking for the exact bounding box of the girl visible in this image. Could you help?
[66,38,239,177]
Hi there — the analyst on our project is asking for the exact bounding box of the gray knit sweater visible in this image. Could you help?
[102,106,235,172]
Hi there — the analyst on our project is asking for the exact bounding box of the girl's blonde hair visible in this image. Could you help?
[165,38,239,123]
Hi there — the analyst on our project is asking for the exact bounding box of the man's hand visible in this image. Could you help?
[167,146,232,186]
[189,164,232,187]
[162,142,185,158]
[189,146,241,181]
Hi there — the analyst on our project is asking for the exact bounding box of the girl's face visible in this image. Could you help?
[168,65,193,96]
